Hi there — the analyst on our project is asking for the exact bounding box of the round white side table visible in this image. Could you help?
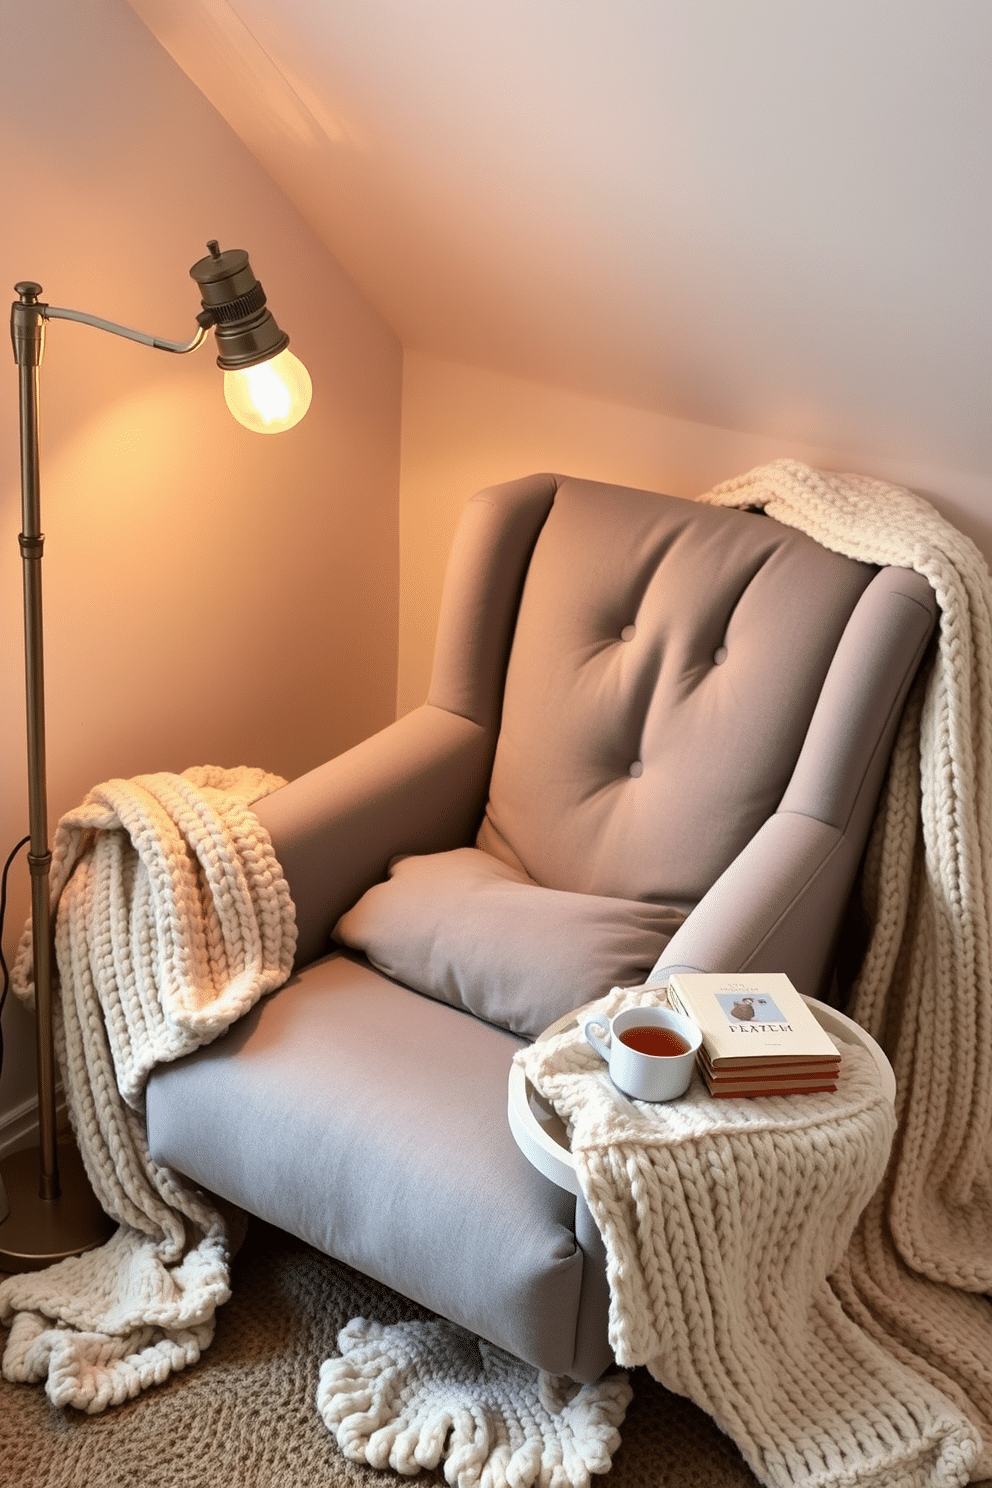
[507,993,896,1197]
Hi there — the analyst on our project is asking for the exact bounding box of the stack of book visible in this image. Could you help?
[667,971,841,1097]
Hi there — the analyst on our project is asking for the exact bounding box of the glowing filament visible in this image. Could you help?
[224,348,312,433]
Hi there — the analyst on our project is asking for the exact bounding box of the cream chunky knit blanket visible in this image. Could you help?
[0,765,296,1410]
[517,988,974,1488]
[519,460,992,1488]
[703,461,992,1478]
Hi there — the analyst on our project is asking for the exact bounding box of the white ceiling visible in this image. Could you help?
[127,0,991,473]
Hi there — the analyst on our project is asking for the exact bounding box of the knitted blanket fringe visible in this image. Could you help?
[0,765,296,1411]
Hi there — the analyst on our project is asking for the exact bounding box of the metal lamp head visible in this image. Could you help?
[189,241,312,432]
[189,240,288,369]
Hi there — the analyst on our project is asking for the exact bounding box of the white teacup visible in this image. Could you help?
[584,1004,701,1102]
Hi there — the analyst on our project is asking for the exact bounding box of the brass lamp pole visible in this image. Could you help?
[0,244,311,1271]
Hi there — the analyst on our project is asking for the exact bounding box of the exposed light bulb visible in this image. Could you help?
[223,347,312,433]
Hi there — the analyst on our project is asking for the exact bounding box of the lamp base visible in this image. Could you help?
[0,1135,114,1273]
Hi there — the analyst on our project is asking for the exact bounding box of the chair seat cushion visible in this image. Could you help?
[332,847,685,1038]
[145,951,591,1375]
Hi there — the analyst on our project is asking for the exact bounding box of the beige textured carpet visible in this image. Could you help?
[5,1216,990,1488]
[0,1216,767,1488]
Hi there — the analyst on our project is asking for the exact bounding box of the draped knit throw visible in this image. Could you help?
[2,461,991,1488]
[517,459,992,1488]
[516,988,973,1488]
[0,766,297,1410]
[702,460,992,1482]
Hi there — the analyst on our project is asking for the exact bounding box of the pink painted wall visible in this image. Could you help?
[397,352,992,716]
[0,0,402,1138]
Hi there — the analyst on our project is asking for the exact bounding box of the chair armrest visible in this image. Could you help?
[254,704,494,969]
[654,567,936,1000]
[650,811,860,998]
[778,566,935,838]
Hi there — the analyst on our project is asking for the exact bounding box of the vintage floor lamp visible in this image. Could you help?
[0,242,312,1270]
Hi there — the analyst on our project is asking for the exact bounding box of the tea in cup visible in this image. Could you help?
[584,1004,701,1101]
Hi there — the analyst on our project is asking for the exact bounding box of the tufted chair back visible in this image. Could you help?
[476,478,874,910]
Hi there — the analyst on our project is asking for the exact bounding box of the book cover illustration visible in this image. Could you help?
[668,971,840,1068]
[715,990,788,1025]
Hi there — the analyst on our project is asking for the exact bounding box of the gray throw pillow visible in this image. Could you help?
[333,847,684,1039]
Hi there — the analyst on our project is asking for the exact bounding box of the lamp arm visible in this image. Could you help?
[42,304,211,355]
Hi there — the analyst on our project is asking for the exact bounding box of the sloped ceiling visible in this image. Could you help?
[127,0,991,472]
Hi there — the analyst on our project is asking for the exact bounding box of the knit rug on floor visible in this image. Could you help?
[1,1215,788,1488]
[318,1315,631,1488]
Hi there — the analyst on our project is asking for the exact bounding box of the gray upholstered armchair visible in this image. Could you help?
[145,473,936,1384]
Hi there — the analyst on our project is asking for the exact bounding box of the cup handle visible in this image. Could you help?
[584,1017,611,1063]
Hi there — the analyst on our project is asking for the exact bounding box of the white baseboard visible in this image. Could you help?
[0,1091,69,1162]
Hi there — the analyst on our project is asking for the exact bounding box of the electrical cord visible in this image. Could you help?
[0,836,31,1092]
